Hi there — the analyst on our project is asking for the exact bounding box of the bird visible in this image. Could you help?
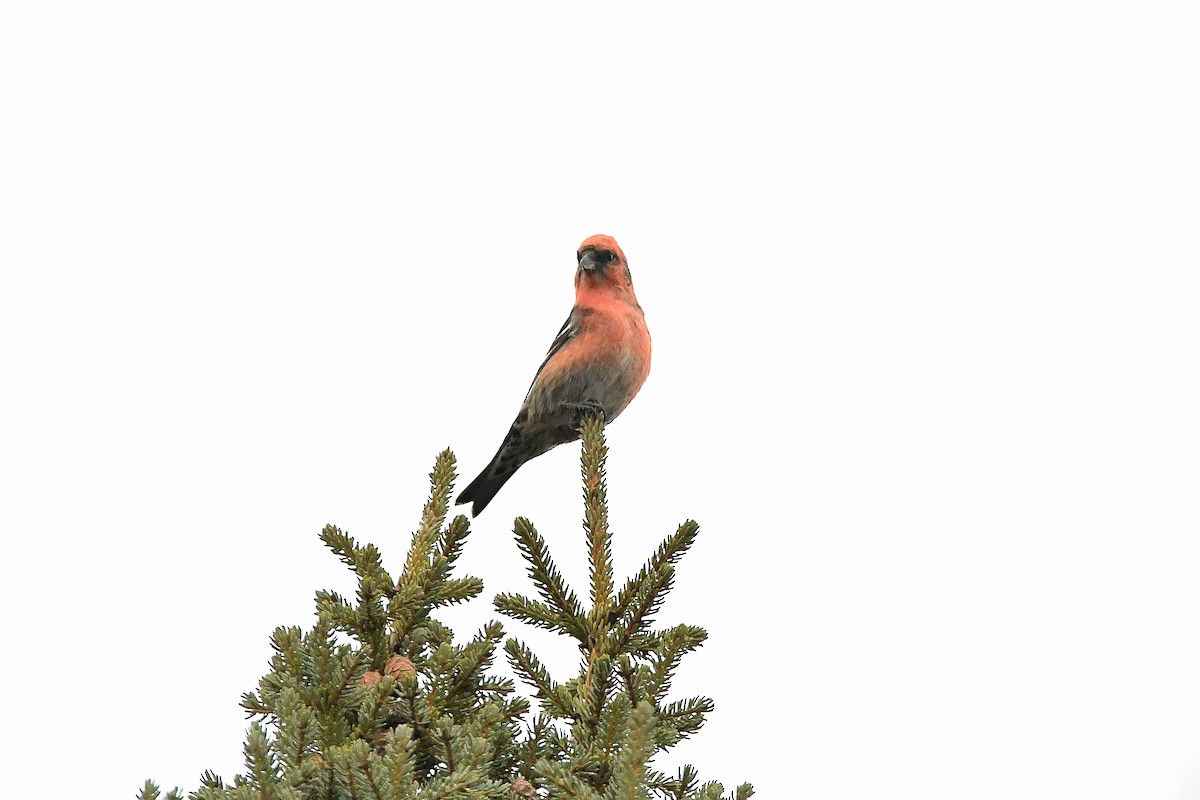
[456,234,651,517]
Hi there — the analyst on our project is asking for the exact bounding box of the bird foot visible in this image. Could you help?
[562,400,607,431]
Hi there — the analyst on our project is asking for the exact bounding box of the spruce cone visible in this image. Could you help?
[386,655,417,681]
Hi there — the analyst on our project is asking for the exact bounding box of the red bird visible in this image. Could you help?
[456,234,651,517]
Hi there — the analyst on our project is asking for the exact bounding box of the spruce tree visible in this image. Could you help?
[140,416,751,800]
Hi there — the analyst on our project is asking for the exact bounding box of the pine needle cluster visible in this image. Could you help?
[140,417,750,800]
[494,416,748,800]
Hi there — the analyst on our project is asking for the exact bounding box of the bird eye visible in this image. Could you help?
[606,252,618,263]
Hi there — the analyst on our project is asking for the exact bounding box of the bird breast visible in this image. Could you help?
[526,307,649,422]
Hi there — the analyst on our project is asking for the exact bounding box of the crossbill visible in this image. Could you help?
[456,234,651,517]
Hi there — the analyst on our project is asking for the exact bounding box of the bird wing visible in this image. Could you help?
[525,309,581,397]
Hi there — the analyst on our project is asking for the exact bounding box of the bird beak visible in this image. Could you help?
[578,249,601,272]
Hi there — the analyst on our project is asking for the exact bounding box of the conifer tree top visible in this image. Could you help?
[141,416,750,800]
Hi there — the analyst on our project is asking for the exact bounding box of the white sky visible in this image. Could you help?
[2,3,1198,798]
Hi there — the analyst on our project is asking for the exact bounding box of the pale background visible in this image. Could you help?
[2,3,1198,798]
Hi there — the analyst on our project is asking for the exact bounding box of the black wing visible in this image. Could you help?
[525,310,581,397]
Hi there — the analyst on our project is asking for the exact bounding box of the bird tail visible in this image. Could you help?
[456,415,527,517]
[455,460,518,517]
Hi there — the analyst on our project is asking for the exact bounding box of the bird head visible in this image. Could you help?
[576,235,632,290]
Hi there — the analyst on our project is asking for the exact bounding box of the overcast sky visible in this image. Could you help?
[2,3,1198,799]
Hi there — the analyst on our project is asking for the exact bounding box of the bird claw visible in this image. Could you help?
[563,400,607,431]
